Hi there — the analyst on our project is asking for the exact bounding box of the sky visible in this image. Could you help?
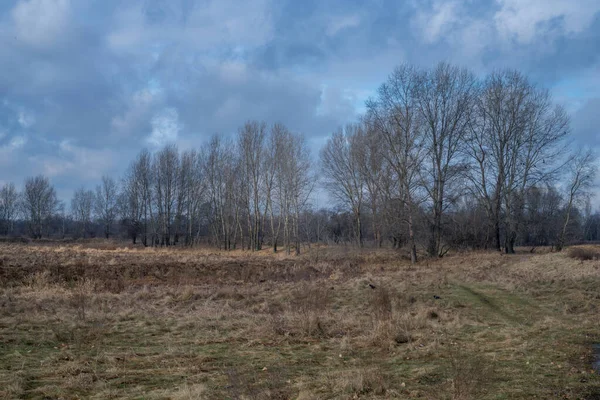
[0,0,599,204]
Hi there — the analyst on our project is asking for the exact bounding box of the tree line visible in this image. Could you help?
[322,63,596,260]
[0,63,596,260]
[0,121,315,255]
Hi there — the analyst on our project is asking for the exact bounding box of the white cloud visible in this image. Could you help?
[410,0,600,62]
[18,110,35,128]
[0,135,27,153]
[0,135,27,168]
[31,140,116,179]
[147,107,181,147]
[413,0,463,43]
[316,85,357,121]
[107,0,273,54]
[202,0,273,47]
[111,88,159,136]
[494,0,600,44]
[12,0,71,48]
[9,136,27,149]
[215,96,242,120]
[219,61,248,84]
[326,14,361,36]
[59,141,115,179]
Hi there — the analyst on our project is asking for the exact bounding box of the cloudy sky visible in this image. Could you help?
[0,0,599,202]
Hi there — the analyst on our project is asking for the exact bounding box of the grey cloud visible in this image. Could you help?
[0,0,599,202]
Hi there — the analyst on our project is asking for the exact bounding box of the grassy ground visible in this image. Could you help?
[1,242,600,399]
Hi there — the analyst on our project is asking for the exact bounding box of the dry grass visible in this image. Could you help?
[0,243,599,399]
[568,246,600,261]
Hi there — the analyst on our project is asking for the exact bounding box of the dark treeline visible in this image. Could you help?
[0,63,597,260]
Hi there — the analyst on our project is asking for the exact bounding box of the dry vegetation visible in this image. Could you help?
[1,242,600,399]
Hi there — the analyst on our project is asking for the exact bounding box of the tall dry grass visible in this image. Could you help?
[0,242,599,398]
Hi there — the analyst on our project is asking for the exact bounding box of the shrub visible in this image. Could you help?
[290,283,330,337]
[568,247,600,261]
[369,285,392,321]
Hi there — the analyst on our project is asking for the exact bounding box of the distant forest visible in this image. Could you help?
[0,63,598,262]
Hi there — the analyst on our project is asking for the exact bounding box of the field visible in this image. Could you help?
[1,242,600,399]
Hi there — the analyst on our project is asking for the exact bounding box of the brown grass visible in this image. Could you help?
[0,243,599,399]
[568,246,600,261]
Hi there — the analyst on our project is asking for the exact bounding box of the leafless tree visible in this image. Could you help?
[121,165,142,244]
[95,175,119,239]
[71,187,95,238]
[56,201,67,239]
[21,175,59,239]
[0,182,19,235]
[137,150,155,246]
[263,123,286,252]
[275,129,314,254]
[121,150,152,245]
[154,144,180,246]
[289,132,315,255]
[557,149,597,250]
[204,135,240,250]
[357,120,386,247]
[367,64,425,263]
[238,121,267,251]
[320,124,366,246]
[466,70,569,253]
[178,149,205,246]
[417,62,477,257]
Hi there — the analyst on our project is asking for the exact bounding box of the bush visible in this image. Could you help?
[369,285,392,321]
[290,283,330,337]
[568,247,600,261]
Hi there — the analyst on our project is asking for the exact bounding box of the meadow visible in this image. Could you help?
[1,242,600,399]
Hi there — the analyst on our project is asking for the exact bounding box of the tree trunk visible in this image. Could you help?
[557,202,573,252]
[356,210,363,247]
[505,230,516,254]
[408,213,417,264]
[494,217,501,252]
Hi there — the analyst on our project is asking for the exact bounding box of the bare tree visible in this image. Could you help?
[417,62,477,257]
[286,132,314,255]
[263,123,286,252]
[154,144,180,246]
[121,150,154,245]
[71,187,95,238]
[22,175,59,239]
[367,64,425,263]
[238,121,267,251]
[204,136,240,250]
[178,149,205,246]
[504,85,569,253]
[320,124,366,246]
[121,164,142,244]
[95,175,119,239]
[466,70,568,253]
[137,150,155,246]
[0,182,19,235]
[357,121,386,247]
[557,149,597,251]
[56,201,67,239]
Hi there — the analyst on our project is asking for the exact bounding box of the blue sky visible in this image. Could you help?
[0,0,599,202]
